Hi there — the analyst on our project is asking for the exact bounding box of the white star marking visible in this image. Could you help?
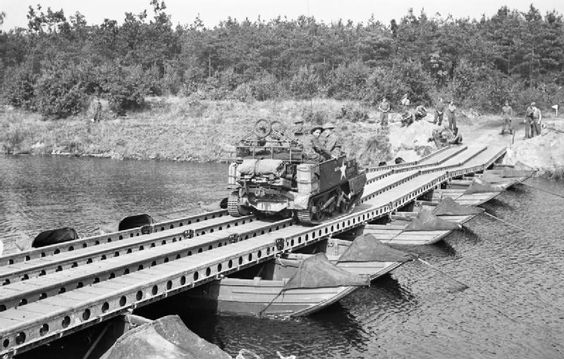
[339,161,347,179]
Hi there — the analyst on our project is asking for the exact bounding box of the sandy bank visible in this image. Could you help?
[1,98,562,178]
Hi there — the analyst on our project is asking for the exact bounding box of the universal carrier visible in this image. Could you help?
[228,120,367,224]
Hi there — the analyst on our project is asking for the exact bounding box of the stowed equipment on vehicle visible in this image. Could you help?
[227,119,366,225]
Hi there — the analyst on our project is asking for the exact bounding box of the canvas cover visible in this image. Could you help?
[501,168,533,178]
[238,159,285,176]
[480,172,506,183]
[338,234,413,263]
[463,178,503,194]
[101,315,231,359]
[283,253,369,291]
[404,209,460,231]
[432,196,484,216]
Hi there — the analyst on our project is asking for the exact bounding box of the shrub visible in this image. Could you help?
[232,83,255,103]
[326,61,370,100]
[100,64,150,115]
[365,66,408,106]
[3,64,37,110]
[0,123,29,154]
[248,72,279,101]
[336,103,369,122]
[301,107,329,125]
[34,70,87,118]
[289,66,320,99]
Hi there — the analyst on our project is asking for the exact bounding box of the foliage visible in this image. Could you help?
[336,103,369,123]
[1,3,564,118]
[100,63,150,115]
[33,58,88,118]
[3,64,37,110]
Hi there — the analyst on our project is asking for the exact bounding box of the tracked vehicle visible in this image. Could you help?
[227,120,366,224]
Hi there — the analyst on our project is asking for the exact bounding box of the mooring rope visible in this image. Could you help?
[482,211,532,234]
[519,182,564,199]
[416,257,469,290]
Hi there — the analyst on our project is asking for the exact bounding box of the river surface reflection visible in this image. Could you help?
[1,155,564,358]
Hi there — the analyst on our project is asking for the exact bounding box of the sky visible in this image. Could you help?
[1,0,563,31]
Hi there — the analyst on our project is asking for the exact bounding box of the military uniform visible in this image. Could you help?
[525,103,541,138]
[322,123,342,158]
[435,98,445,126]
[401,112,414,127]
[414,105,427,121]
[501,102,513,134]
[531,105,542,137]
[447,101,457,131]
[303,126,331,162]
[378,98,391,126]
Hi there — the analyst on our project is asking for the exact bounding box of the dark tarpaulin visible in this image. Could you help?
[100,315,231,359]
[433,196,484,216]
[463,178,503,194]
[501,168,534,178]
[404,209,460,231]
[283,253,369,291]
[337,234,413,263]
[480,172,506,183]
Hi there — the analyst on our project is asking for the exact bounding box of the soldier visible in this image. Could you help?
[378,97,391,126]
[400,93,410,108]
[434,97,445,126]
[400,111,414,127]
[501,100,513,135]
[431,127,462,148]
[447,100,457,131]
[400,93,411,125]
[322,123,342,158]
[414,104,427,122]
[525,102,536,138]
[303,126,331,161]
[92,98,102,122]
[531,102,542,137]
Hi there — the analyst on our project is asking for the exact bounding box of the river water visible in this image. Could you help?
[1,155,563,359]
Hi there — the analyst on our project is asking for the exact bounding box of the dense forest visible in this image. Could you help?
[0,1,563,118]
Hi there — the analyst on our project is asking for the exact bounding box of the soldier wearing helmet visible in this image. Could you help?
[322,122,342,158]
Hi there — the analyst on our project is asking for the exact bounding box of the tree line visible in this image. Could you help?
[0,1,563,118]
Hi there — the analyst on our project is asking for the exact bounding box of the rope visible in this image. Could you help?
[258,290,285,318]
[416,257,469,290]
[482,211,532,234]
[520,182,564,199]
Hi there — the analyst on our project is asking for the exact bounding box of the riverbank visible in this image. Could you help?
[1,97,562,177]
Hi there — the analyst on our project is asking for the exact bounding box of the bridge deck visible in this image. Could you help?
[0,144,507,357]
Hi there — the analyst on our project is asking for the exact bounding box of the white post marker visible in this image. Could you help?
[552,104,559,117]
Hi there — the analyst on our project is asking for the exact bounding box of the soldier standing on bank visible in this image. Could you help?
[525,102,536,138]
[447,100,457,131]
[92,98,102,122]
[378,97,391,127]
[434,97,445,126]
[531,102,542,137]
[501,100,513,135]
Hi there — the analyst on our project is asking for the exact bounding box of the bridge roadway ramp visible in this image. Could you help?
[363,145,508,245]
[0,145,506,357]
[365,145,467,182]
